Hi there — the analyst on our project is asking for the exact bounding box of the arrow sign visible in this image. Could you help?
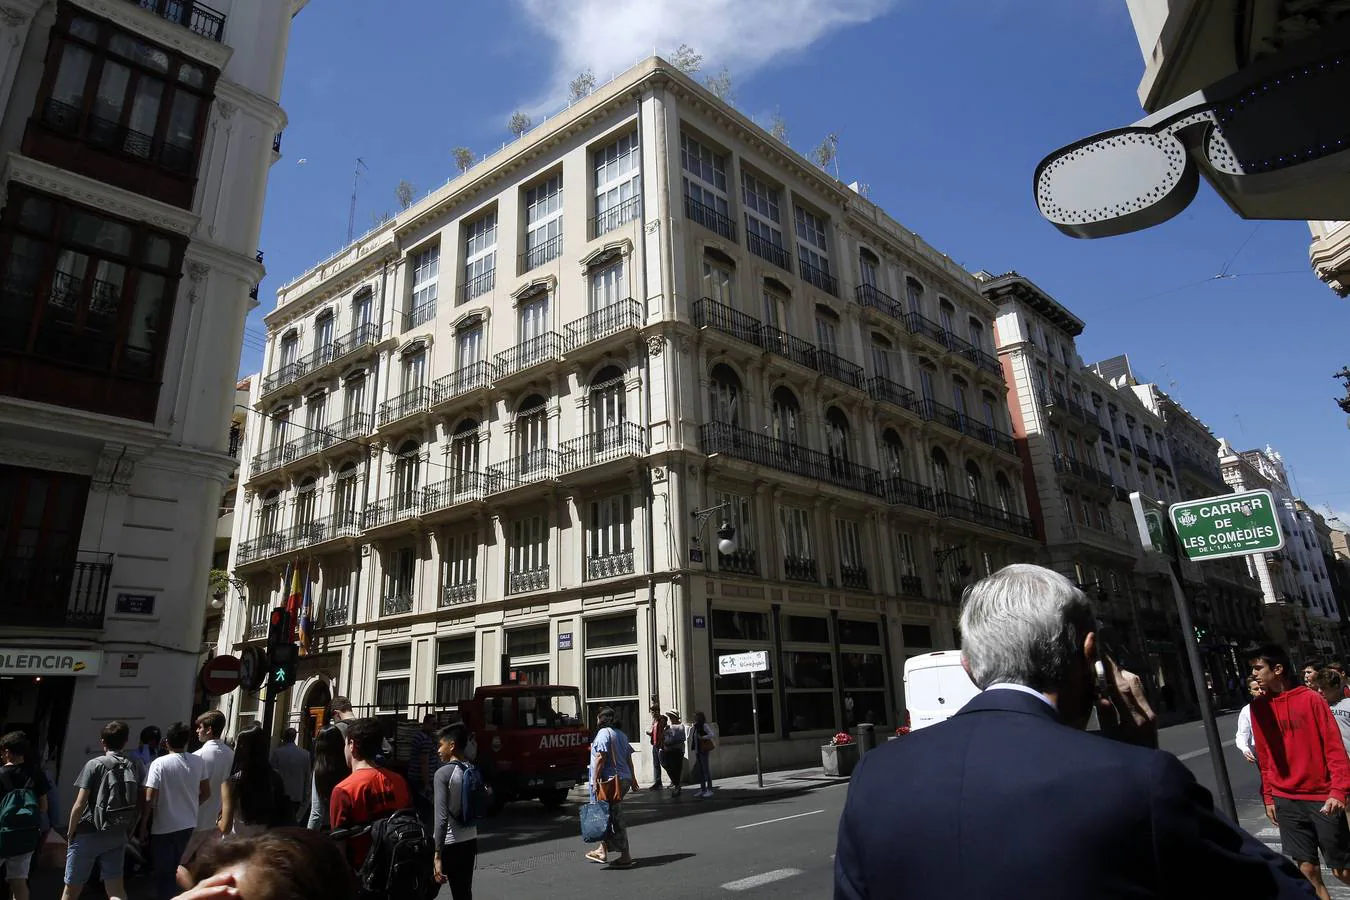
[718,650,768,675]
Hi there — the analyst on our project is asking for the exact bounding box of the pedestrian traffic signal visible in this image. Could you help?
[270,643,298,692]
[267,607,291,653]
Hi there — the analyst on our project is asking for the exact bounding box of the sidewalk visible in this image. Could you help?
[1240,809,1350,899]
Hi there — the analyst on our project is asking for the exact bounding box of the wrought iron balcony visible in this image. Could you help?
[587,550,635,581]
[1099,426,1113,445]
[920,399,965,434]
[507,566,550,595]
[382,593,414,616]
[817,350,864,390]
[252,443,297,475]
[245,619,268,641]
[718,549,758,575]
[81,107,192,173]
[985,425,1017,456]
[432,362,494,406]
[693,297,766,348]
[421,473,491,515]
[942,330,975,355]
[260,361,307,397]
[459,269,495,303]
[799,259,838,295]
[489,449,563,489]
[378,386,430,426]
[228,424,241,457]
[235,531,287,565]
[1053,453,1113,488]
[839,565,869,590]
[327,412,373,441]
[519,234,563,273]
[699,421,881,496]
[881,475,936,512]
[784,556,818,583]
[761,325,817,370]
[323,600,349,628]
[684,195,736,241]
[404,302,436,331]
[900,574,925,597]
[441,582,477,607]
[1116,433,1133,453]
[560,422,645,473]
[127,0,226,41]
[867,376,920,414]
[300,324,380,378]
[363,493,421,529]
[272,132,282,153]
[906,312,947,345]
[936,492,1036,539]
[1,551,113,629]
[964,346,1003,377]
[297,511,363,546]
[285,429,336,462]
[1135,442,1152,461]
[590,196,642,238]
[747,230,789,269]
[494,332,563,378]
[856,283,904,321]
[564,298,643,351]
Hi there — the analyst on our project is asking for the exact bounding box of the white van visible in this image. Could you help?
[903,651,981,730]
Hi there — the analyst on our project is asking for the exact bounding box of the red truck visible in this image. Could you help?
[456,684,591,809]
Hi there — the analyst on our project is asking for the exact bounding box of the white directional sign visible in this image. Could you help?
[718,650,768,676]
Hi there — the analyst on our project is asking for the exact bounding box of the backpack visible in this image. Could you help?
[92,755,139,832]
[449,762,489,827]
[355,809,436,900]
[0,768,40,858]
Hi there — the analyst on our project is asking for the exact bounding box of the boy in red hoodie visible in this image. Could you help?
[1250,643,1350,900]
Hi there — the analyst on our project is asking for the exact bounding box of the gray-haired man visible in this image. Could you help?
[835,564,1312,899]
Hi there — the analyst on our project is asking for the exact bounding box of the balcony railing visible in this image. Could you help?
[494,332,563,378]
[228,424,241,458]
[459,269,495,303]
[942,330,975,355]
[1,552,113,629]
[327,412,373,441]
[985,425,1017,455]
[315,323,381,370]
[323,599,349,628]
[700,421,881,496]
[404,302,436,331]
[747,230,789,269]
[900,574,925,597]
[718,549,758,575]
[363,493,421,529]
[816,350,864,390]
[856,283,904,321]
[590,196,642,238]
[252,443,297,475]
[235,531,287,565]
[382,593,414,616]
[761,325,817,370]
[867,376,920,414]
[286,429,335,461]
[798,259,838,295]
[272,132,282,153]
[421,472,491,514]
[378,386,430,426]
[564,298,643,351]
[441,582,477,607]
[1099,426,1113,445]
[1053,453,1112,488]
[964,346,1003,377]
[489,449,563,489]
[296,511,363,546]
[920,399,965,433]
[432,362,494,405]
[128,0,226,42]
[519,234,563,272]
[1135,442,1152,461]
[684,195,736,241]
[693,297,766,348]
[936,492,1036,538]
[906,312,947,345]
[1116,434,1133,453]
[561,422,646,473]
[587,550,635,581]
[839,565,869,590]
[881,475,936,512]
[507,566,549,595]
[245,619,267,641]
[261,360,307,396]
[83,108,193,173]
[784,556,818,583]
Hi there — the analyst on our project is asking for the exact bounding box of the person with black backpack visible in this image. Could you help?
[0,731,48,900]
[432,723,487,900]
[61,720,142,900]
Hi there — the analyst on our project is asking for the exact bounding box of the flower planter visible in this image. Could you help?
[821,742,859,777]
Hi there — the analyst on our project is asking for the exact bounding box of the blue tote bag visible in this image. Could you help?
[580,800,610,843]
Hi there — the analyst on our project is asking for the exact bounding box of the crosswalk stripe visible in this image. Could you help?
[722,869,803,891]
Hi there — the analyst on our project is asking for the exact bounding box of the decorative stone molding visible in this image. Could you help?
[511,275,556,304]
[5,152,200,235]
[92,444,142,494]
[578,238,632,271]
[646,336,664,357]
[67,0,232,70]
[215,100,237,120]
[0,440,93,476]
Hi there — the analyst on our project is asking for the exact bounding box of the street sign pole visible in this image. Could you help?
[750,672,763,788]
[719,651,768,788]
[1167,559,1239,823]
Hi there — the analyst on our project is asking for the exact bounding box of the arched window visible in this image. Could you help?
[259,490,281,538]
[709,363,741,427]
[516,396,548,474]
[771,386,800,446]
[918,360,937,404]
[981,391,1000,432]
[996,472,1014,516]
[393,440,421,513]
[295,477,317,529]
[315,309,336,354]
[967,317,985,352]
[858,248,880,289]
[938,298,956,334]
[951,376,969,417]
[450,419,480,494]
[762,278,789,328]
[825,407,851,474]
[965,461,984,505]
[589,365,626,443]
[871,333,894,382]
[930,448,950,494]
[905,278,924,315]
[334,461,359,526]
[880,428,906,478]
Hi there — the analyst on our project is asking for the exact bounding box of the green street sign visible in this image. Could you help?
[1130,492,1177,561]
[1168,489,1284,562]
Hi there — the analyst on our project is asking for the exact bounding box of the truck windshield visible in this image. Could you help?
[515,691,581,729]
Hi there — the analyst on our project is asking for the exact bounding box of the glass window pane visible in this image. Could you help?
[710,609,769,642]
[785,692,835,732]
[143,235,172,268]
[783,615,829,643]
[68,18,99,41]
[165,92,198,149]
[837,619,881,646]
[376,678,409,710]
[783,651,834,689]
[509,663,550,686]
[586,655,637,699]
[713,693,775,738]
[378,644,411,671]
[93,62,130,124]
[437,636,474,666]
[435,671,475,707]
[121,272,166,377]
[508,625,549,657]
[842,691,887,728]
[52,44,93,109]
[125,78,163,152]
[901,624,933,647]
[586,700,639,743]
[585,614,637,650]
[179,63,205,88]
[840,652,885,688]
[109,34,169,73]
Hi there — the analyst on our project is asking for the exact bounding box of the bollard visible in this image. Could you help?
[854,723,876,755]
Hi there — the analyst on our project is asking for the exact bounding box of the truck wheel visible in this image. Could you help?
[539,788,569,809]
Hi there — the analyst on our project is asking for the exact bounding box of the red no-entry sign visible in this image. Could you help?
[200,655,242,696]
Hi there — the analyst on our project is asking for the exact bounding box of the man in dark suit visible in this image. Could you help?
[834,564,1312,899]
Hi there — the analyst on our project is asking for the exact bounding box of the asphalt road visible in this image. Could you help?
[467,711,1269,899]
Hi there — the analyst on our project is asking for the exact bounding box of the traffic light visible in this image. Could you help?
[267,607,291,653]
[266,607,297,691]
[270,643,298,692]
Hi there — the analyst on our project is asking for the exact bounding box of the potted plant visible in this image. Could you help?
[821,731,858,777]
[888,725,911,742]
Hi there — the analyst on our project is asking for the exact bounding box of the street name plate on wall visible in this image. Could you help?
[558,632,573,650]
[115,594,155,615]
[718,650,768,675]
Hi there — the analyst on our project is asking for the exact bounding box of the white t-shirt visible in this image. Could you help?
[145,752,206,834]
[194,739,235,831]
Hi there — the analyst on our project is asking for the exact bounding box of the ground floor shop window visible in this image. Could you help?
[376,644,411,711]
[711,607,776,737]
[435,635,475,706]
[507,624,550,685]
[839,617,888,727]
[584,613,639,739]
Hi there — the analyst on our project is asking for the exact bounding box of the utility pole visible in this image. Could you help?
[346,157,368,244]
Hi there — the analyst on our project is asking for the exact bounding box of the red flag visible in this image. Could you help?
[286,561,303,641]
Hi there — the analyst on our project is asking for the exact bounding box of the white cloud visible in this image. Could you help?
[513,0,897,110]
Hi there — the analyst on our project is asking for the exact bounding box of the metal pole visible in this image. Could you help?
[1168,561,1238,822]
[750,671,763,788]
[260,657,276,737]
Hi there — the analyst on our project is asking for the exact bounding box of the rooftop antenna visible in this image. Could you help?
[346,157,368,244]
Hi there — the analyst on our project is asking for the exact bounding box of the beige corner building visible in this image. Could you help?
[219,56,1041,777]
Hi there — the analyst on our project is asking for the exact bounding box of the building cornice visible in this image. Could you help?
[67,0,233,71]
[185,235,265,285]
[266,243,397,329]
[3,152,200,235]
[979,272,1085,337]
[215,78,287,132]
[0,394,169,449]
[137,444,237,484]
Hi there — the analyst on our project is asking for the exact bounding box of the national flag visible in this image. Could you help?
[285,561,303,641]
[297,562,313,656]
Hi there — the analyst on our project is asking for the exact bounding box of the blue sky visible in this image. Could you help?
[248,0,1350,518]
